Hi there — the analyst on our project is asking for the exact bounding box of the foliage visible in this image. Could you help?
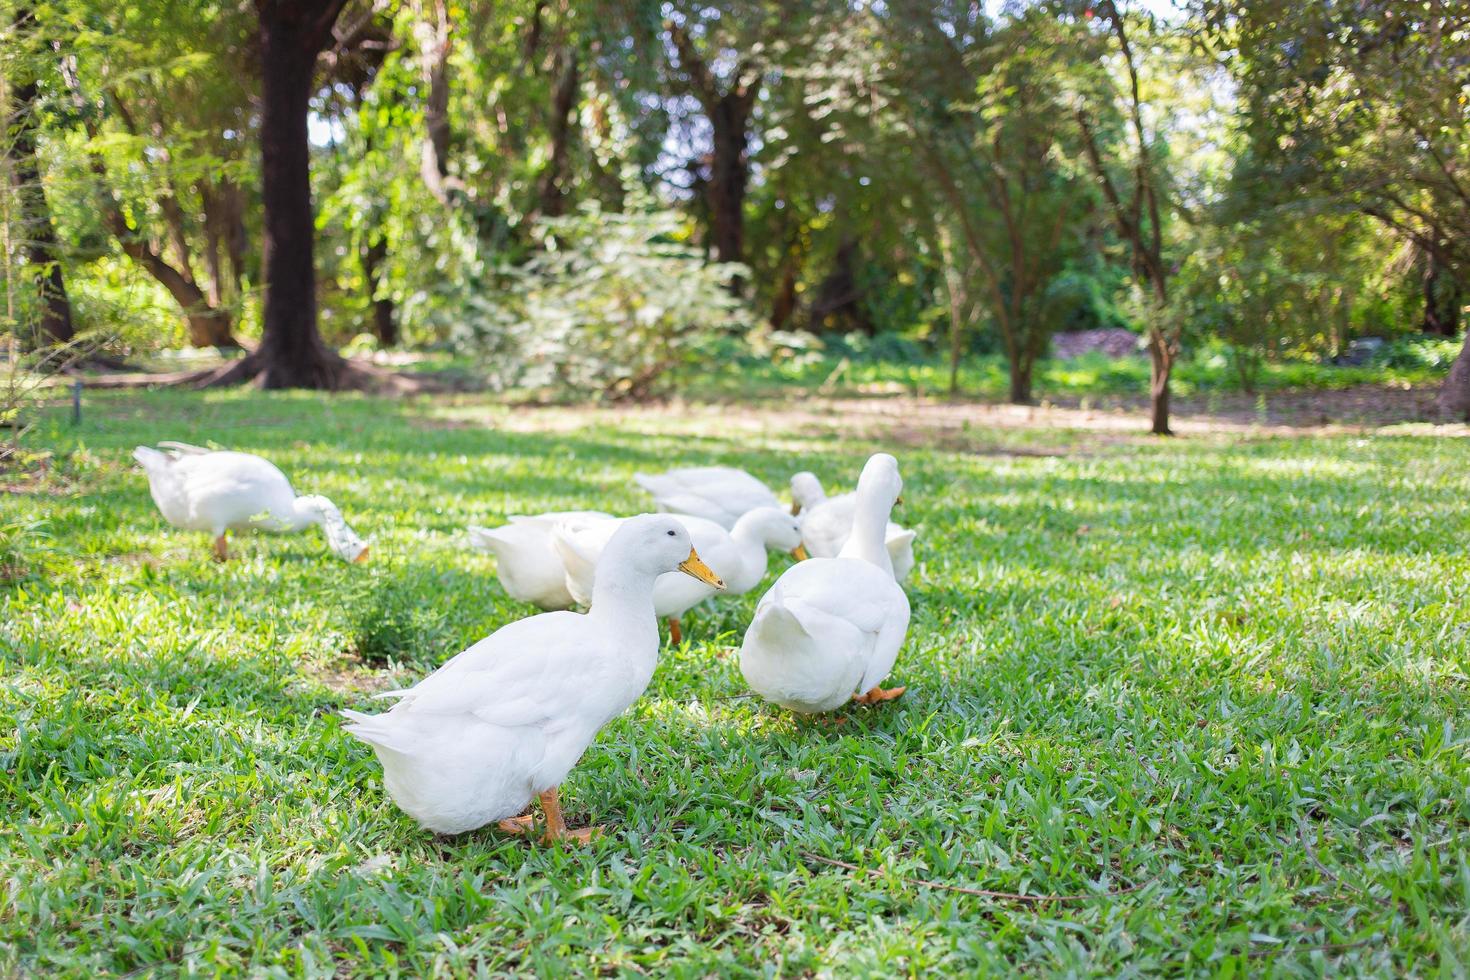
[3,388,1469,973]
[346,566,457,668]
[0,0,1465,415]
[685,344,1453,402]
[0,515,49,582]
[1370,334,1464,373]
[1177,209,1404,391]
[459,204,750,400]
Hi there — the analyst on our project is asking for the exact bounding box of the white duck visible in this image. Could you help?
[554,507,805,645]
[741,454,910,713]
[633,466,783,529]
[133,441,368,562]
[791,470,917,581]
[342,515,724,840]
[467,511,612,610]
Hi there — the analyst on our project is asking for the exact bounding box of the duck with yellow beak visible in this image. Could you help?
[343,515,724,841]
[554,506,807,645]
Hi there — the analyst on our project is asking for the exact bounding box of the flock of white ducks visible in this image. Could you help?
[135,444,915,842]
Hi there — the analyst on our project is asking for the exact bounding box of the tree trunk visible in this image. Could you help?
[1008,357,1033,405]
[537,46,579,218]
[415,0,462,206]
[1437,337,1470,420]
[220,178,248,294]
[665,22,757,285]
[202,194,225,307]
[7,6,74,347]
[706,100,750,270]
[360,236,396,346]
[107,218,236,347]
[938,225,966,398]
[769,255,801,330]
[187,312,237,349]
[201,178,248,302]
[249,0,351,388]
[1149,339,1173,436]
[1423,252,1462,337]
[808,239,871,333]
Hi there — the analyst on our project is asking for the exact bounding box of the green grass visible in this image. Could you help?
[686,349,1451,401]
[3,387,1469,975]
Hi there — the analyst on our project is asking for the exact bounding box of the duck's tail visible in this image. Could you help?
[466,524,511,554]
[340,708,414,755]
[750,599,813,649]
[131,445,172,476]
[550,523,597,607]
[885,528,917,552]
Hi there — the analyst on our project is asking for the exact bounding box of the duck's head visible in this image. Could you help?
[613,514,724,589]
[788,471,824,515]
[299,495,370,563]
[856,453,903,511]
[735,506,807,560]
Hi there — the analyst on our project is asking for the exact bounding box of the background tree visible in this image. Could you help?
[1203,0,1470,416]
[4,1,73,347]
[661,3,771,278]
[1075,0,1183,434]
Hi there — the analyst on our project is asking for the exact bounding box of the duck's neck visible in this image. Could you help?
[286,495,324,532]
[838,489,894,577]
[726,514,769,591]
[589,563,661,624]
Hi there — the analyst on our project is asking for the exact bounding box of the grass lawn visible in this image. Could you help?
[3,388,1469,975]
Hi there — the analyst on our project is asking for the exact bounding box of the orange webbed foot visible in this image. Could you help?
[853,684,906,705]
[542,824,603,846]
[496,813,536,836]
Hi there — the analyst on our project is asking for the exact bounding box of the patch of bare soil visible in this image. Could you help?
[299,658,394,695]
[59,355,428,395]
[411,382,1467,453]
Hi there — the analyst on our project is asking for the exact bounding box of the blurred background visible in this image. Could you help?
[3,0,1467,432]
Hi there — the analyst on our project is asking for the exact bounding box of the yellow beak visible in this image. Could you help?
[790,502,802,516]
[354,546,371,563]
[678,546,725,589]
[791,544,810,561]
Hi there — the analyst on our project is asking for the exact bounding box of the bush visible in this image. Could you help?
[0,517,49,583]
[346,573,456,667]
[452,205,752,399]
[1370,335,1463,372]
[824,330,928,364]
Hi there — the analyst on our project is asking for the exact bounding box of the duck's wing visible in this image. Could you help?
[884,525,917,557]
[644,491,725,522]
[771,559,908,693]
[372,613,601,730]
[801,494,857,557]
[465,524,501,549]
[507,510,612,528]
[857,583,910,693]
[637,467,767,499]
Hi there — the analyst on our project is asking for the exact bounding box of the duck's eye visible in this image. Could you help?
[666,530,676,537]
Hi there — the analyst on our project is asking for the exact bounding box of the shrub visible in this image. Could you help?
[0,517,50,583]
[1370,335,1462,372]
[452,205,751,400]
[346,573,455,667]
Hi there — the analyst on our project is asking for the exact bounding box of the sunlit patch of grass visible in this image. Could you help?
[682,348,1450,401]
[1,388,1467,974]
